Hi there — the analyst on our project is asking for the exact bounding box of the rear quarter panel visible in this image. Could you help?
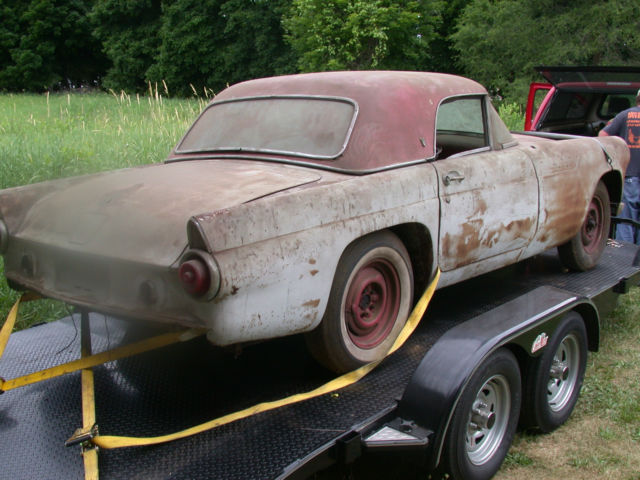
[192,164,441,345]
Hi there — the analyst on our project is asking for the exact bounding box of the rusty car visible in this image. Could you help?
[0,71,630,372]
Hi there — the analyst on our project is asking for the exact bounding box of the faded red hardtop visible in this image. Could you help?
[168,71,486,172]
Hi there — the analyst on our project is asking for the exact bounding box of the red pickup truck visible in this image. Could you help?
[525,66,640,136]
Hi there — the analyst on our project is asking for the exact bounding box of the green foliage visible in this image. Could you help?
[426,0,469,74]
[148,0,295,96]
[219,0,296,86]
[91,0,162,93]
[451,0,640,102]
[1,0,638,107]
[283,0,444,72]
[0,0,106,91]
[497,102,524,131]
[148,0,226,96]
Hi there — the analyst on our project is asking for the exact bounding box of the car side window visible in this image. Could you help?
[435,97,488,158]
[599,95,634,119]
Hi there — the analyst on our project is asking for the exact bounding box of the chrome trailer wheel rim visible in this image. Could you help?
[466,374,511,465]
[547,333,580,412]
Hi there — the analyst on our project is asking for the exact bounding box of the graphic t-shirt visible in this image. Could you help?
[603,106,640,177]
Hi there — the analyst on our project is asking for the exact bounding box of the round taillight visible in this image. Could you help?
[178,258,211,296]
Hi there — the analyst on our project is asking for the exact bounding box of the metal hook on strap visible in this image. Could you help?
[66,424,100,450]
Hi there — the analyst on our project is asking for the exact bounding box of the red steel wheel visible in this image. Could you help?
[306,230,413,373]
[581,195,605,254]
[345,259,401,349]
[558,181,610,271]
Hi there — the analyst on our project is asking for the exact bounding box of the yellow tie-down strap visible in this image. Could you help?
[0,318,204,394]
[93,269,440,450]
[0,292,40,364]
[0,269,440,451]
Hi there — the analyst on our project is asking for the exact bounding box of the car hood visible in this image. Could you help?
[1,160,321,265]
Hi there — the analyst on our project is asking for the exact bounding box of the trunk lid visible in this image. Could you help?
[7,160,321,265]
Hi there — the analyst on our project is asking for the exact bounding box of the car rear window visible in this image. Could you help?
[544,91,594,121]
[176,96,357,159]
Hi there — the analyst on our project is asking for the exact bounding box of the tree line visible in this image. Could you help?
[1,0,638,102]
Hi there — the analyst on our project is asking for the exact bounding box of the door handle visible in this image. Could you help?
[444,171,465,186]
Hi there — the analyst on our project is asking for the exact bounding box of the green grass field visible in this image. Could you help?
[0,93,638,478]
[0,91,206,327]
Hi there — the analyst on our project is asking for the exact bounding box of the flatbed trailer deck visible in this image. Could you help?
[1,242,639,479]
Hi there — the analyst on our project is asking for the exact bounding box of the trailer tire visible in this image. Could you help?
[439,349,521,480]
[558,181,610,271]
[521,312,587,433]
[306,231,413,373]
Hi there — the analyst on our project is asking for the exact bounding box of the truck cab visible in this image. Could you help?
[524,66,640,136]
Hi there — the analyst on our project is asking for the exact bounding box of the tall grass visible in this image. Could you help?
[0,91,209,328]
[0,91,207,190]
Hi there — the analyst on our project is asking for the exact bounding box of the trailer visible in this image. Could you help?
[1,242,639,480]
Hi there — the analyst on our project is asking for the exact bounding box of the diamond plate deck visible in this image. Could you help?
[1,243,638,479]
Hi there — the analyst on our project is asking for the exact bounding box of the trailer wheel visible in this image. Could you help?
[521,312,587,433]
[558,181,610,271]
[306,231,413,373]
[440,349,521,480]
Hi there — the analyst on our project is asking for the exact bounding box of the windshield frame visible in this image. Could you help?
[174,95,360,160]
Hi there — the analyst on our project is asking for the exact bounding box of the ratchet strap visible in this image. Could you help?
[0,317,204,393]
[0,292,40,365]
[80,312,99,480]
[0,269,440,473]
[92,268,441,449]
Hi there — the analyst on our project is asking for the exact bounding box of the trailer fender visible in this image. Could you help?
[398,285,598,469]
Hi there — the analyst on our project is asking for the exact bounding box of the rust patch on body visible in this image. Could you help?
[303,299,321,308]
[310,269,319,276]
[505,218,535,235]
[231,285,239,295]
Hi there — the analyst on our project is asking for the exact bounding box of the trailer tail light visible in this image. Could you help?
[178,250,220,300]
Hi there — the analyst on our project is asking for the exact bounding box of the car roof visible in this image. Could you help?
[195,71,487,173]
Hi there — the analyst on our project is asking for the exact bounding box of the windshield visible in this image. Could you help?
[176,96,357,159]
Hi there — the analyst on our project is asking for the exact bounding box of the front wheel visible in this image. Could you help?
[558,181,610,271]
[439,349,521,480]
[306,231,413,373]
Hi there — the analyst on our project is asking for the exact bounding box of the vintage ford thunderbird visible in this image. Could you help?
[0,72,629,372]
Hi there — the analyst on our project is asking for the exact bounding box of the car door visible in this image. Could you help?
[434,96,539,272]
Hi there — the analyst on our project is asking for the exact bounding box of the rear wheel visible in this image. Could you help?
[439,349,521,480]
[306,231,413,373]
[558,181,610,271]
[521,312,588,432]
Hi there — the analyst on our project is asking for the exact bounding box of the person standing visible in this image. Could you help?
[598,90,640,244]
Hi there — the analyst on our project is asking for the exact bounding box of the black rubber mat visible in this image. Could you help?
[1,243,638,479]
